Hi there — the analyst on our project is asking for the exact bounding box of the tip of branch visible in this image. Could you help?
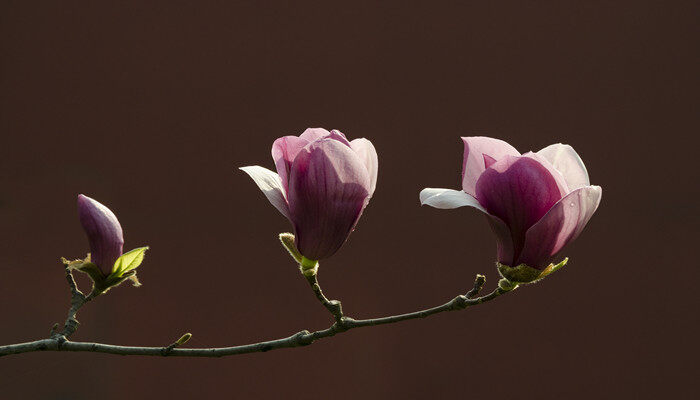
[467,274,487,298]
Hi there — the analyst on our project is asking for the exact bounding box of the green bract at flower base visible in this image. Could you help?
[279,232,318,276]
[279,233,302,263]
[61,246,149,296]
[299,257,319,277]
[497,257,568,285]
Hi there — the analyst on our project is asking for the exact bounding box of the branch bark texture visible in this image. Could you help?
[0,268,510,358]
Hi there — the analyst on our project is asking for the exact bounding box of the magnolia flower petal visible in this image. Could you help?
[537,143,590,190]
[475,155,565,263]
[77,194,124,274]
[239,166,291,220]
[271,136,309,193]
[350,138,379,196]
[517,185,602,268]
[418,188,516,266]
[461,137,520,196]
[328,129,352,147]
[288,139,371,260]
[419,188,486,212]
[522,152,570,196]
[483,154,497,169]
[485,214,516,267]
[299,127,331,143]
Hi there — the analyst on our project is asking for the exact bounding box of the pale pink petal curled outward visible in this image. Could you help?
[419,188,486,212]
[241,128,377,261]
[421,136,601,272]
[239,166,291,219]
[461,137,520,197]
[418,188,516,265]
[77,194,124,275]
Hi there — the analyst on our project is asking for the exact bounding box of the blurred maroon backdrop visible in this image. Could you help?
[1,1,697,399]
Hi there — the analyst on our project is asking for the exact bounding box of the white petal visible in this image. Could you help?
[419,188,487,213]
[239,166,290,220]
[537,144,590,190]
[350,138,378,196]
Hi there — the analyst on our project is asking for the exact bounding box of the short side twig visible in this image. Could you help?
[304,273,344,323]
[56,269,92,339]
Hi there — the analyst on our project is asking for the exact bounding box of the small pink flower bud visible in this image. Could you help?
[77,194,124,275]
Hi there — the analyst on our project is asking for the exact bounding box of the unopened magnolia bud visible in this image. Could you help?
[78,194,124,275]
[75,195,149,294]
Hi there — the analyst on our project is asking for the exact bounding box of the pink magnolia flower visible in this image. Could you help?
[420,137,601,281]
[241,128,378,261]
[77,194,124,275]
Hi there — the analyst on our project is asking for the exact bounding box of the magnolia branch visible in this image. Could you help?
[50,269,94,339]
[305,273,344,323]
[0,270,511,358]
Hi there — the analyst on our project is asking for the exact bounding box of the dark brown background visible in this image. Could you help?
[1,1,698,399]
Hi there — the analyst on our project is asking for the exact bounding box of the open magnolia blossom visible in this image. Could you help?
[420,137,602,283]
[241,128,378,262]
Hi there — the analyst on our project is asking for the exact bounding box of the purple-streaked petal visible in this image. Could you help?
[461,137,520,196]
[77,194,124,274]
[522,152,570,195]
[239,166,291,220]
[299,128,331,143]
[419,188,486,212]
[350,138,378,196]
[475,155,565,264]
[485,214,516,267]
[517,185,602,268]
[271,136,309,193]
[537,143,590,190]
[288,139,371,260]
